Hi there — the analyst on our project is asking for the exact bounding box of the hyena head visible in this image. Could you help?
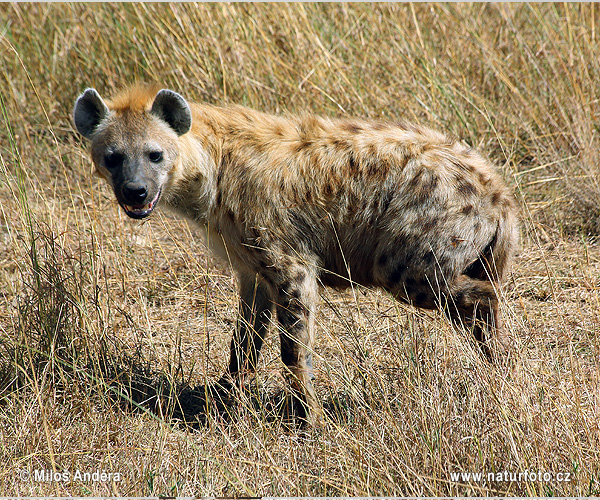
[73,85,192,219]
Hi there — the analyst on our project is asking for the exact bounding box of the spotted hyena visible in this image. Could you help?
[73,83,518,424]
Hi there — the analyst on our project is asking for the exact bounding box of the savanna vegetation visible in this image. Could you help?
[1,3,599,496]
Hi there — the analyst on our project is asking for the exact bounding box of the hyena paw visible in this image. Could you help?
[278,385,323,429]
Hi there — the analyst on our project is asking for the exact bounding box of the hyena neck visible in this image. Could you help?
[163,125,219,224]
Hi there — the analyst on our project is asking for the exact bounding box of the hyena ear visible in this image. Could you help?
[73,88,109,139]
[150,89,192,136]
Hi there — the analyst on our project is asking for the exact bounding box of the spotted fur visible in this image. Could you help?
[74,83,519,424]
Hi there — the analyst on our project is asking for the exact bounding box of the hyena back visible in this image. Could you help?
[74,83,518,424]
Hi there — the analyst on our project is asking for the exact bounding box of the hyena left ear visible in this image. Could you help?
[73,88,110,139]
[151,89,192,136]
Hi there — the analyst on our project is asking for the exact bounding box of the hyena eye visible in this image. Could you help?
[148,151,163,163]
[104,152,124,170]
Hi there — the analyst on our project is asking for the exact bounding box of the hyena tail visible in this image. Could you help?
[464,205,518,283]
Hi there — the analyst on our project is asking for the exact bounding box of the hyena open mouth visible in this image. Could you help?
[119,188,161,220]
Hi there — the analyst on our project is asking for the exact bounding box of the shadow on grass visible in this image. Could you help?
[100,360,360,430]
[0,225,359,431]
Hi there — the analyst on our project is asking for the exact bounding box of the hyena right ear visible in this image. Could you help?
[151,89,192,136]
[73,88,109,139]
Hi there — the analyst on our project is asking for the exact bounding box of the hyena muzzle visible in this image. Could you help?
[73,83,518,425]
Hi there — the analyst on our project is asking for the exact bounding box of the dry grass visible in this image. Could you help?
[1,3,600,496]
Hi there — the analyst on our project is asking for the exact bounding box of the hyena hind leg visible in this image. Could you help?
[446,275,507,363]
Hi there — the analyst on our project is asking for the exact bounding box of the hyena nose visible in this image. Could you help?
[122,182,148,205]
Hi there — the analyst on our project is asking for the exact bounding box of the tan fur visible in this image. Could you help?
[106,82,163,112]
[75,84,519,425]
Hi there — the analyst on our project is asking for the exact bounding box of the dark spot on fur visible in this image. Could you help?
[378,253,388,266]
[368,156,392,180]
[367,143,379,160]
[500,197,512,209]
[364,159,378,177]
[348,153,359,173]
[342,122,363,134]
[461,204,474,215]
[406,171,436,207]
[389,262,406,284]
[491,190,502,205]
[293,139,311,154]
[331,138,345,149]
[382,189,394,211]
[294,270,306,283]
[423,251,434,263]
[450,236,463,247]
[457,179,477,196]
[421,217,439,232]
[252,140,267,154]
[304,187,313,204]
[372,122,387,131]
[423,174,439,193]
[408,169,424,190]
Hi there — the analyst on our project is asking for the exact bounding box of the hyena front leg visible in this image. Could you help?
[225,271,273,381]
[273,267,321,425]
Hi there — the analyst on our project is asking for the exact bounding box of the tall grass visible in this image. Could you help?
[1,3,599,496]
